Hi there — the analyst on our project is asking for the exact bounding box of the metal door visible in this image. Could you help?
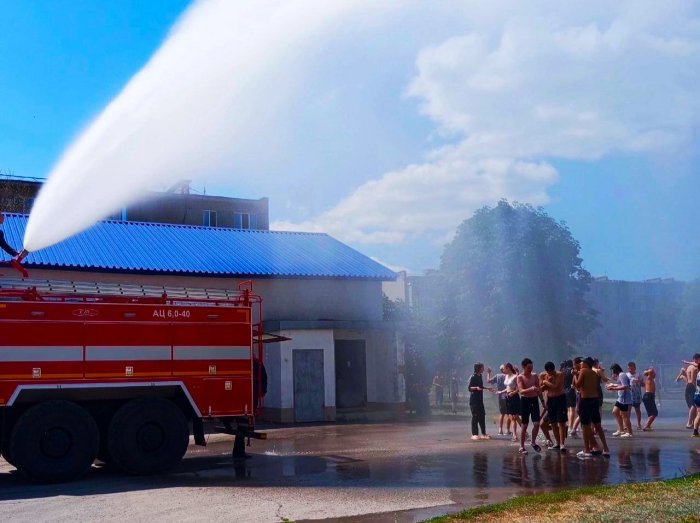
[334,340,367,408]
[293,349,325,422]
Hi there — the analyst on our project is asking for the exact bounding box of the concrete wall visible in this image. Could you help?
[335,328,405,407]
[125,193,269,230]
[263,329,336,423]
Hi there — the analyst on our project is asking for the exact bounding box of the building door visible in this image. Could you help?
[293,349,325,422]
[334,340,367,408]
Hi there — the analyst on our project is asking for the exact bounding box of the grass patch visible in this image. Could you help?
[426,474,700,522]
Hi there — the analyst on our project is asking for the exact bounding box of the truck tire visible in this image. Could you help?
[108,398,189,475]
[1,441,16,468]
[9,401,99,483]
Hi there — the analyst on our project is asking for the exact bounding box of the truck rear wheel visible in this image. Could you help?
[1,441,16,468]
[108,398,189,475]
[10,401,99,483]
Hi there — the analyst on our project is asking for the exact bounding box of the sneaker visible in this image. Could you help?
[550,445,560,451]
[642,427,653,432]
[612,430,623,437]
[692,432,700,438]
[519,448,528,455]
[497,431,505,436]
[545,440,554,448]
[480,435,491,440]
[471,435,480,441]
[576,450,593,459]
[686,424,693,429]
[560,446,567,454]
[603,451,610,457]
[531,443,542,453]
[591,450,602,456]
[620,432,633,438]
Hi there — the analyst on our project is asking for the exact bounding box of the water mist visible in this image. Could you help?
[23,0,393,253]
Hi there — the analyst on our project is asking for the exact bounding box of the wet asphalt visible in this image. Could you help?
[1,405,699,522]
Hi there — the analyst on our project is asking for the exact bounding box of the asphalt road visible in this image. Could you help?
[2,412,700,522]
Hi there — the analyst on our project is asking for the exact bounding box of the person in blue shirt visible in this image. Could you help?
[487,365,509,435]
[607,363,633,437]
[627,361,643,431]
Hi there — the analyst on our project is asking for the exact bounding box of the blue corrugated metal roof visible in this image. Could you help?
[1,214,396,280]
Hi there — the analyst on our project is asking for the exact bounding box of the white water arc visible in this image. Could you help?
[23,0,387,253]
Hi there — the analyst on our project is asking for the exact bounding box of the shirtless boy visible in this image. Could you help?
[540,361,567,452]
[517,358,542,454]
[642,367,658,431]
[680,355,700,429]
[574,357,610,458]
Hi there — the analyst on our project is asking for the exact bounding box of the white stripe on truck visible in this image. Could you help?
[173,346,250,360]
[0,346,83,362]
[85,346,172,361]
[0,345,251,362]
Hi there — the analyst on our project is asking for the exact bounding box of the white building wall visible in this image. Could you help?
[334,328,404,405]
[265,330,335,418]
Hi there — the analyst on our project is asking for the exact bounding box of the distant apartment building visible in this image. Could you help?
[389,269,688,364]
[582,276,685,362]
[0,175,268,230]
[0,175,40,213]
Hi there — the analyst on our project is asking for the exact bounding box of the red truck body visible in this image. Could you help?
[0,278,264,482]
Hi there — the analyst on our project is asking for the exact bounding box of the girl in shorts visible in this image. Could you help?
[608,363,633,437]
[503,363,522,442]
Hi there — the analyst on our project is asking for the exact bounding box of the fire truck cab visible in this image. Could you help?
[0,277,265,483]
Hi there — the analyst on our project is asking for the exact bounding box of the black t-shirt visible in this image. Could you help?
[468,374,483,405]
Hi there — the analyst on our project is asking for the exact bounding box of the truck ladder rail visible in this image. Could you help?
[0,276,251,306]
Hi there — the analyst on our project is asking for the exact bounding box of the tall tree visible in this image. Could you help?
[438,200,597,365]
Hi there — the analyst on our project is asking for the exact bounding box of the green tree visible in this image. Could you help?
[383,295,434,415]
[438,200,597,366]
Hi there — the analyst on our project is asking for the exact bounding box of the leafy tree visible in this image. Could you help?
[438,200,597,366]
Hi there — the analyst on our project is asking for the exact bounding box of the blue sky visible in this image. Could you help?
[1,1,698,281]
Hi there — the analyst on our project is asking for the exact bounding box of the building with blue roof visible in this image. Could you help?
[1,213,404,423]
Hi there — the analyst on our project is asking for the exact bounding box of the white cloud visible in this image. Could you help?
[277,0,700,252]
[272,158,558,244]
[407,4,700,161]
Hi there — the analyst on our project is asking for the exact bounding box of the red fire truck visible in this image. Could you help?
[0,276,266,483]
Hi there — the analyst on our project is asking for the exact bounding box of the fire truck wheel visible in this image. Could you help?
[9,401,99,483]
[108,398,189,475]
[1,441,16,468]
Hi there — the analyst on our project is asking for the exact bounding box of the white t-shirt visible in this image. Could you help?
[504,374,518,392]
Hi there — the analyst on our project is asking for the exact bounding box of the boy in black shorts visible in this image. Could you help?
[541,361,568,452]
[517,358,542,454]
[574,357,610,458]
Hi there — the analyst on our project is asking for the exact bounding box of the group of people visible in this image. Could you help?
[465,355,676,459]
[431,370,462,414]
[677,354,700,437]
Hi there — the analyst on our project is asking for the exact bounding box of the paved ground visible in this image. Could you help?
[2,409,699,522]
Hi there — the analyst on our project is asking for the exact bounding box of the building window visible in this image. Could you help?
[249,213,257,230]
[233,212,250,230]
[203,210,217,227]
